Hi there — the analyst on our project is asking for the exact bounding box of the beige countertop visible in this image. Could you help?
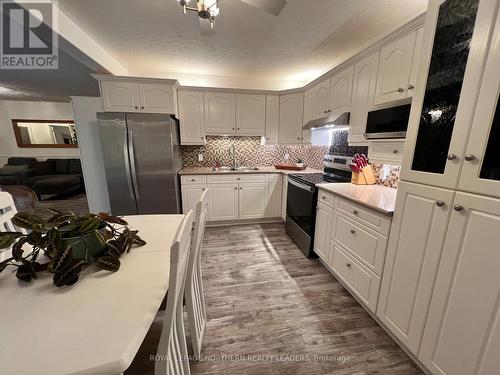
[317,183,397,216]
[179,166,322,175]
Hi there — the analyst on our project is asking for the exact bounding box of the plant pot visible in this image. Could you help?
[60,223,107,260]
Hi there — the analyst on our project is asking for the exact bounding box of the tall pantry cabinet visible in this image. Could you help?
[377,0,500,374]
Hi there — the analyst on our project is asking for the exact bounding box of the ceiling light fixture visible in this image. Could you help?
[178,0,219,29]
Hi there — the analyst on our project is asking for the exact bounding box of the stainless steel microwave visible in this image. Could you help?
[365,104,411,139]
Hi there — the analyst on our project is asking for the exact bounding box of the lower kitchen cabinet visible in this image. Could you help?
[376,181,454,355]
[419,192,500,375]
[239,182,269,219]
[181,184,207,215]
[267,174,282,217]
[208,183,239,221]
[313,202,333,263]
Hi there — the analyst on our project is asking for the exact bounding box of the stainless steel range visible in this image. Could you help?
[285,155,352,257]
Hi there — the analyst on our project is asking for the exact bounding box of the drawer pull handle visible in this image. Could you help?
[353,210,359,215]
[350,229,356,234]
[346,262,352,268]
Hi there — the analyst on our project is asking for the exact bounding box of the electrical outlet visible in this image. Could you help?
[198,153,203,162]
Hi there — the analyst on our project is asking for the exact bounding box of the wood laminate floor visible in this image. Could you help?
[127,223,423,375]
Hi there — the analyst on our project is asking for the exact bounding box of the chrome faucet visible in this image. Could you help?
[229,144,238,169]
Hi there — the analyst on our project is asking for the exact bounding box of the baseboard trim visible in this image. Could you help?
[207,217,283,227]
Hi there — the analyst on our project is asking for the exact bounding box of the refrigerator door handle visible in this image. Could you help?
[123,130,135,200]
[128,130,141,199]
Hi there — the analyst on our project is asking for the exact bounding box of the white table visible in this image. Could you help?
[0,214,185,375]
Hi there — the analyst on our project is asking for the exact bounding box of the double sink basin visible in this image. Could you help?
[211,166,259,172]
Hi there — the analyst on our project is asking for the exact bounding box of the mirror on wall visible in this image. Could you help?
[12,119,78,148]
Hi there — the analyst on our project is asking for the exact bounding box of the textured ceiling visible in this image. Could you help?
[0,45,102,102]
[58,0,428,90]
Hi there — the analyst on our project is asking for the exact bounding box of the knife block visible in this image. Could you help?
[351,165,376,185]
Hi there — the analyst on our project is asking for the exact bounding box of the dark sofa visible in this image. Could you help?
[0,157,37,185]
[0,157,84,199]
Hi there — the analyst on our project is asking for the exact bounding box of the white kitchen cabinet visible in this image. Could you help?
[178,91,205,145]
[204,92,236,135]
[208,183,239,221]
[267,174,282,217]
[419,192,500,375]
[138,83,177,114]
[236,94,266,136]
[349,52,380,144]
[238,182,269,219]
[374,31,417,105]
[279,93,304,144]
[329,65,354,117]
[408,27,424,97]
[181,184,207,215]
[312,79,331,119]
[100,81,141,112]
[303,87,314,127]
[368,140,405,165]
[459,14,500,199]
[376,181,454,355]
[265,95,279,144]
[400,0,496,189]
[313,202,332,263]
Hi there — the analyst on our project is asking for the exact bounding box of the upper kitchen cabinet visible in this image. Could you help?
[178,90,205,145]
[419,192,500,375]
[312,79,331,119]
[265,95,280,144]
[204,92,236,135]
[235,94,266,136]
[374,31,418,105]
[95,76,178,115]
[329,65,354,118]
[279,93,304,144]
[408,27,424,97]
[100,81,141,113]
[459,12,500,198]
[401,0,495,189]
[138,83,177,114]
[349,52,380,144]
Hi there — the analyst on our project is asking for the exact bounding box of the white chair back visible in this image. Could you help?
[0,192,25,234]
[156,210,194,375]
[185,189,209,358]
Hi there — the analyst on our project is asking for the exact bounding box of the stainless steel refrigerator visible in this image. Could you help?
[97,112,182,215]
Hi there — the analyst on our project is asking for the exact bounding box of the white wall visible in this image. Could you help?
[0,100,80,165]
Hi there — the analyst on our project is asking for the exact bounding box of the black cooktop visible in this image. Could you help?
[289,173,350,186]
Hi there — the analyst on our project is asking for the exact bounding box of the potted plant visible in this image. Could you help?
[0,209,146,287]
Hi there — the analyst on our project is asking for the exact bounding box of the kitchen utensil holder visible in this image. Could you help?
[351,165,376,185]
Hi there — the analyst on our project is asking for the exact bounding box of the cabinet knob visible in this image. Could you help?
[436,200,445,207]
[454,205,464,211]
[353,210,359,215]
[393,149,399,154]
[141,106,145,110]
[408,84,415,90]
[350,229,356,234]
[398,87,405,93]
[346,262,352,268]
[201,137,204,140]
[447,153,457,160]
[134,105,139,109]
[464,154,476,162]
[202,188,206,191]
[239,187,242,190]
[237,177,240,180]
[328,109,332,113]
[322,196,326,200]
[266,137,269,140]
[297,137,300,140]
[232,128,235,130]
[234,187,238,190]
[191,179,195,182]
[324,110,328,114]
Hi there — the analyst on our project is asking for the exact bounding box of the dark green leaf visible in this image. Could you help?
[26,230,43,246]
[53,260,86,287]
[97,212,128,225]
[0,232,24,249]
[95,255,121,272]
[132,233,147,247]
[16,263,36,282]
[78,217,103,235]
[47,207,64,215]
[11,213,45,230]
[49,246,73,273]
[12,237,28,261]
[47,212,75,227]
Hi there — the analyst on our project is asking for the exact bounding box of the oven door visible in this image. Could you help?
[286,177,317,234]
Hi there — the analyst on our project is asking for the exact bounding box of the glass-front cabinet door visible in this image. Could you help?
[460,8,500,198]
[401,0,496,189]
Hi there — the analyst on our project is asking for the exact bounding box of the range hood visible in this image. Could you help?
[303,112,350,130]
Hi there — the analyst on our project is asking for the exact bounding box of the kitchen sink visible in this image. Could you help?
[211,166,237,172]
[211,166,259,172]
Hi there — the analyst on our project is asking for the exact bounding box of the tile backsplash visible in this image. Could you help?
[181,136,329,170]
[180,132,401,189]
